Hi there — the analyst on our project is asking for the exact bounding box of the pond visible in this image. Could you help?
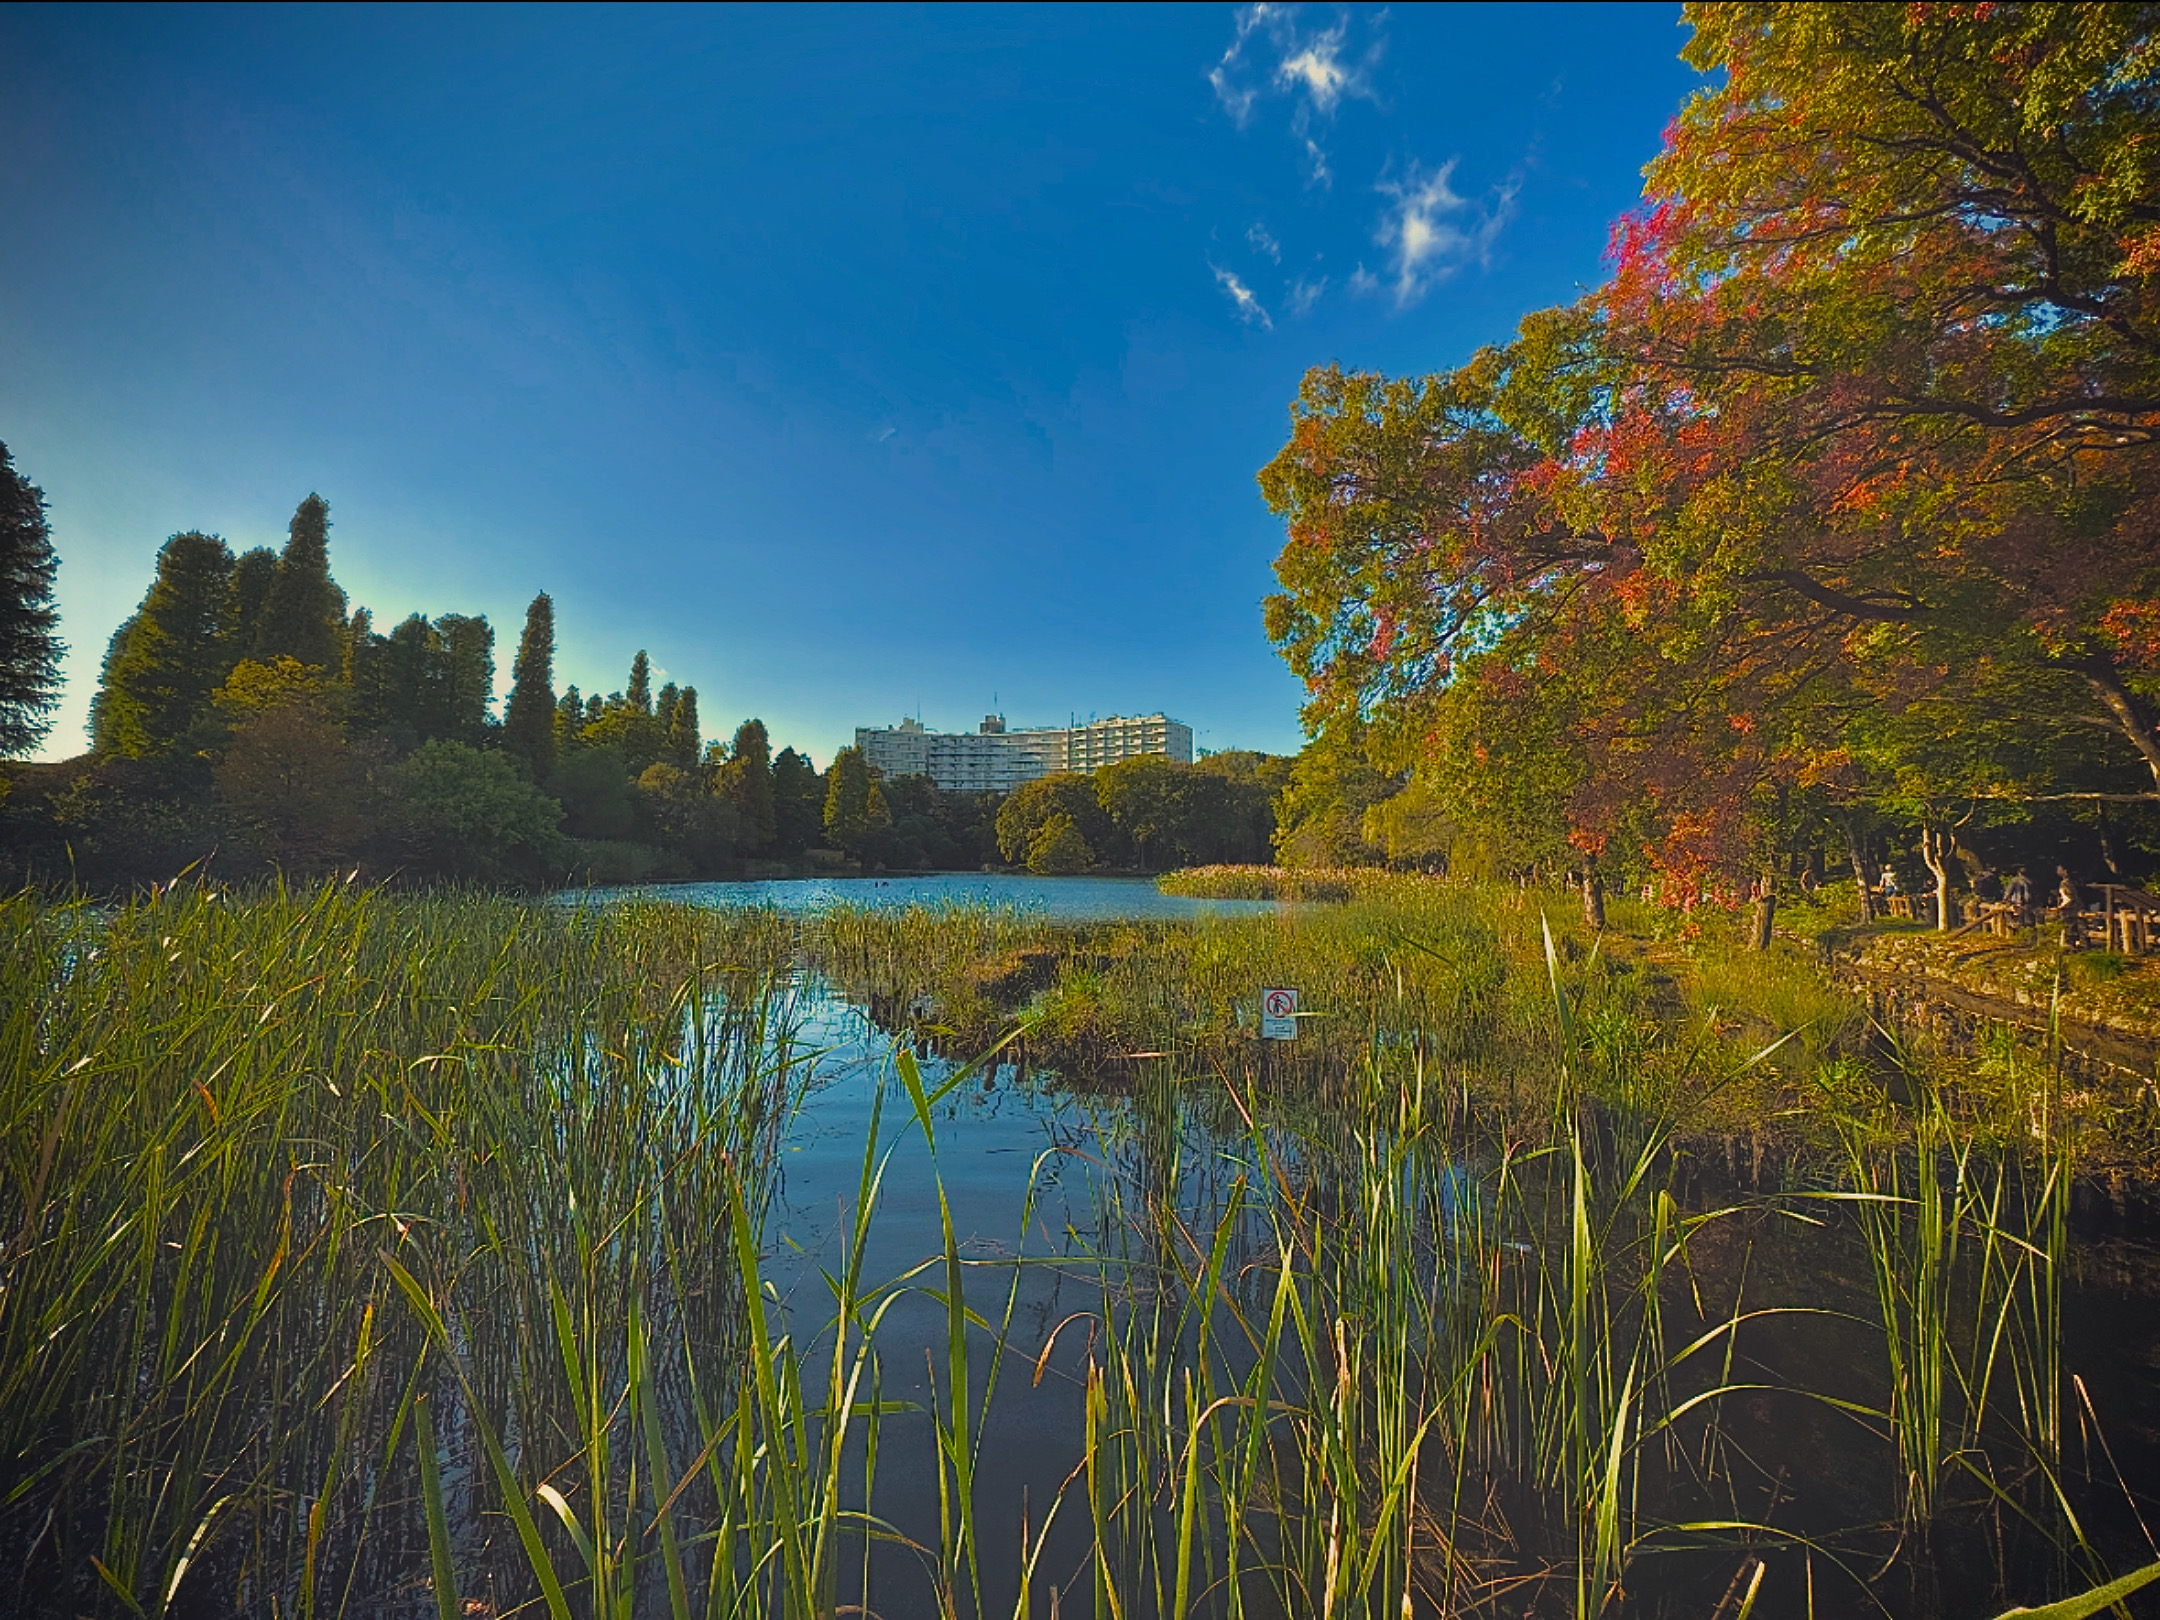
[11,885,2160,1619]
[719,965,2160,1619]
[563,871,1288,921]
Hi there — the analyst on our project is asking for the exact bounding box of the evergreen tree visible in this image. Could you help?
[584,692,603,725]
[503,592,557,777]
[554,685,583,755]
[253,494,345,670]
[0,443,63,756]
[721,717,777,848]
[436,613,495,741]
[771,747,823,854]
[93,532,237,757]
[667,687,702,768]
[654,682,680,744]
[228,547,278,661]
[625,650,652,715]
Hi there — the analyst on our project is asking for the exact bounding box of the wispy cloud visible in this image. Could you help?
[1274,17,1353,113]
[1371,160,1516,307]
[1246,222,1282,262]
[1212,263,1273,329]
[1208,5,1384,187]
[1286,273,1328,317]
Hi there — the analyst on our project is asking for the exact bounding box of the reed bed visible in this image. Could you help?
[0,883,802,1617]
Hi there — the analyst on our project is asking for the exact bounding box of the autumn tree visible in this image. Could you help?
[1258,4,2160,907]
[502,592,558,777]
[0,442,63,756]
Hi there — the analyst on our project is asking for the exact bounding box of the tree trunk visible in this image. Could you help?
[1581,864,1606,932]
[1750,871,1777,951]
[2097,804,2124,879]
[1920,825,1954,933]
[1844,818,1877,923]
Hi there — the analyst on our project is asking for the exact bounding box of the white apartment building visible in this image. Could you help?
[854,712,1194,795]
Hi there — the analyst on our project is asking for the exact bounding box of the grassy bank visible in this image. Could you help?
[813,872,2134,1163]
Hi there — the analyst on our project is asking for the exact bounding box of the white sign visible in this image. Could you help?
[1261,986,1299,1041]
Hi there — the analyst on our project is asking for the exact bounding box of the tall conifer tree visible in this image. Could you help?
[503,592,557,777]
[625,650,653,714]
[437,614,495,740]
[0,442,63,756]
[93,532,237,757]
[554,685,583,756]
[228,547,278,662]
[667,688,701,768]
[253,494,345,670]
[723,717,776,847]
[771,747,823,854]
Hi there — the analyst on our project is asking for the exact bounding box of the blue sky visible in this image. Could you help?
[0,2,1702,765]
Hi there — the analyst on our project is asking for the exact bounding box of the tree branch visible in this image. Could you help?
[1744,569,1925,622]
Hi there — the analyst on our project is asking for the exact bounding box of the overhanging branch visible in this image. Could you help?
[1745,569,1924,622]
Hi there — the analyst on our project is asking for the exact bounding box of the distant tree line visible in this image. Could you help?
[0,457,1317,890]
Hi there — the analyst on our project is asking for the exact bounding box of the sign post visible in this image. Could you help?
[1260,986,1299,1042]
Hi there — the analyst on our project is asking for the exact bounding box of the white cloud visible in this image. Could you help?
[1206,3,1279,128]
[1300,136,1332,190]
[1274,16,1352,112]
[1246,222,1282,262]
[1371,160,1516,307]
[1286,273,1328,317]
[1212,263,1273,329]
[1208,4,1383,185]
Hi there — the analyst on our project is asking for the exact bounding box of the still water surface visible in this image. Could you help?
[569,871,1284,921]
[567,875,2160,1615]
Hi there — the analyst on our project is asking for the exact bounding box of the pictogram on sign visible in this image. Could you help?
[1260,986,1299,1041]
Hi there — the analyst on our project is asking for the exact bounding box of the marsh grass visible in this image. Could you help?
[6,882,2157,1618]
[0,883,800,1617]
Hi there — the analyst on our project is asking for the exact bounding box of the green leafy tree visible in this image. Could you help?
[633,761,740,873]
[822,744,890,857]
[502,592,557,777]
[771,746,824,854]
[0,443,63,756]
[1026,812,1093,874]
[212,662,375,872]
[625,650,652,714]
[389,739,565,883]
[1269,724,1399,869]
[720,718,777,849]
[546,744,635,840]
[253,494,346,670]
[92,532,237,758]
[1192,751,1290,865]
[996,773,1113,865]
